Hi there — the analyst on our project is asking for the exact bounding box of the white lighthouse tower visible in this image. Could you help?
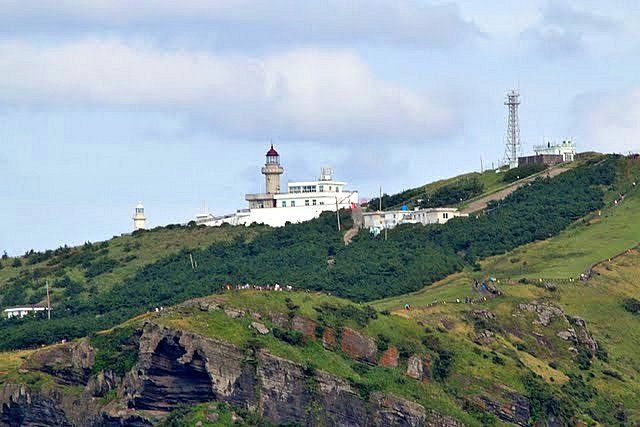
[133,202,146,231]
[262,144,284,194]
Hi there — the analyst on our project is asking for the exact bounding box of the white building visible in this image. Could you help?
[196,146,359,227]
[533,140,576,162]
[133,202,146,231]
[362,207,467,234]
[4,306,48,319]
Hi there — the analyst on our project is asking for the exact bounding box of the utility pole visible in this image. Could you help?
[46,280,51,320]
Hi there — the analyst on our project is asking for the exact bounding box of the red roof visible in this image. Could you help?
[266,144,279,157]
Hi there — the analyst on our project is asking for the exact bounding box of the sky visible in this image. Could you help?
[1,0,640,255]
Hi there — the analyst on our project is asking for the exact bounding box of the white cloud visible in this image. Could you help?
[0,39,456,141]
[573,89,640,153]
[0,0,480,48]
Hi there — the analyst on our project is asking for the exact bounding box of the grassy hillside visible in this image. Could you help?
[0,224,265,304]
[372,246,640,424]
[0,155,630,352]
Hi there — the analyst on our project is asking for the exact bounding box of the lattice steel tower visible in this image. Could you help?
[504,90,521,169]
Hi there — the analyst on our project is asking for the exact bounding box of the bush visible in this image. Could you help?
[502,164,547,183]
[622,298,640,314]
[272,327,305,346]
[576,348,593,370]
[432,350,454,381]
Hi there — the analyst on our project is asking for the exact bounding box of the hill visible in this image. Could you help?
[0,154,633,352]
[1,154,640,425]
[3,244,640,425]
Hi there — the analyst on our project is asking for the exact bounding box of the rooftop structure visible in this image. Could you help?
[533,140,576,162]
[197,146,359,227]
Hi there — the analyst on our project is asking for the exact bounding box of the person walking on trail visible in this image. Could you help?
[405,303,411,311]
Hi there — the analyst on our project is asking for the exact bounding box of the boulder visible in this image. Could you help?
[250,322,270,335]
[406,355,424,380]
[292,316,317,340]
[379,347,399,368]
[322,327,336,349]
[340,328,377,362]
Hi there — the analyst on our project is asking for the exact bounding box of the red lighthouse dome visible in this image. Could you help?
[266,144,279,157]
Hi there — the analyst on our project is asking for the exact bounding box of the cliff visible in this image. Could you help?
[0,321,466,426]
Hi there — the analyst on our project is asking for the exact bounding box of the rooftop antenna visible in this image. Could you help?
[46,280,51,320]
[504,89,521,169]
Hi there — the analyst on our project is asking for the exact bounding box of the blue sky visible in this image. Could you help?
[1,0,639,255]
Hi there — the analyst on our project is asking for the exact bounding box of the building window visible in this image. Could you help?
[305,200,310,206]
[312,199,317,206]
[282,201,286,207]
[329,186,332,191]
[443,212,449,219]
[291,201,296,207]
[319,185,324,192]
[320,201,324,205]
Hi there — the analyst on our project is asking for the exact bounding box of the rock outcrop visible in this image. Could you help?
[122,322,454,426]
[1,321,470,426]
[340,327,377,362]
[379,346,400,368]
[23,339,95,386]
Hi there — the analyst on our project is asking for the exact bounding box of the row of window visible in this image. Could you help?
[289,185,342,194]
[281,199,326,207]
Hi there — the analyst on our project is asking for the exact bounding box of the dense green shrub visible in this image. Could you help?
[432,350,454,381]
[502,164,547,183]
[622,298,640,314]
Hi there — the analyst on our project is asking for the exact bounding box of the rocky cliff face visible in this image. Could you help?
[124,322,463,426]
[0,322,467,426]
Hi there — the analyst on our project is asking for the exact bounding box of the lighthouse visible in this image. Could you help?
[133,202,146,231]
[262,144,284,194]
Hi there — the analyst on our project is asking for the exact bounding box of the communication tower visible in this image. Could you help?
[504,90,521,169]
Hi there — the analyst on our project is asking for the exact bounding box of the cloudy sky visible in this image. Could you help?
[1,0,639,255]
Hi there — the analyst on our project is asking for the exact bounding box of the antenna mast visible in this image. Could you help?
[46,280,51,320]
[504,90,521,169]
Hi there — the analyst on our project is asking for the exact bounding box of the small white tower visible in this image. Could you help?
[133,202,146,231]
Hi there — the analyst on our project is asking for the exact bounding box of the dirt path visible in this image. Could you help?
[461,167,569,214]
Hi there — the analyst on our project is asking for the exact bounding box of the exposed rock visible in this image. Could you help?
[379,347,400,368]
[557,330,577,342]
[206,412,220,422]
[223,307,245,319]
[179,297,222,312]
[477,384,530,427]
[370,393,426,426]
[23,339,96,385]
[86,370,120,397]
[571,317,599,352]
[322,327,336,349]
[406,355,424,380]
[250,322,269,335]
[251,312,262,321]
[340,328,377,362]
[122,322,444,426]
[291,316,317,340]
[517,302,565,326]
[0,383,104,427]
[269,311,288,328]
[472,309,496,320]
[0,385,71,427]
